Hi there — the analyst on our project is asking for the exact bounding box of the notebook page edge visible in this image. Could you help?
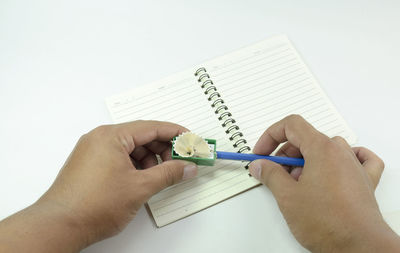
[152,179,261,227]
[284,37,358,145]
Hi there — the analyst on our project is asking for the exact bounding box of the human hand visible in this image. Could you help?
[248,115,400,252]
[0,121,197,253]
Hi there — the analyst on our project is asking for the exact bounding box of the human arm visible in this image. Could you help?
[0,121,197,253]
[248,115,400,253]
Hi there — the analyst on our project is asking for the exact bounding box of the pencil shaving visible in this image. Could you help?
[174,132,211,158]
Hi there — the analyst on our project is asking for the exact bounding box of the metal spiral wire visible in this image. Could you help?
[195,67,251,153]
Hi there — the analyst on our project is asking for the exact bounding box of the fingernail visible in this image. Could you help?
[182,163,198,180]
[249,160,262,180]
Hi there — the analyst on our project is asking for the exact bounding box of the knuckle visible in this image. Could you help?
[331,136,349,146]
[322,139,339,153]
[162,164,178,187]
[78,132,89,142]
[356,146,364,151]
[284,114,310,137]
[302,133,328,154]
[378,158,385,171]
[131,119,144,125]
[332,136,345,142]
[262,166,280,185]
[80,125,114,146]
[91,125,113,137]
[278,144,290,157]
[285,114,304,123]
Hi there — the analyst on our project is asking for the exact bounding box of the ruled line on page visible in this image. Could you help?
[115,88,201,120]
[151,164,243,210]
[209,44,289,75]
[201,36,356,154]
[215,62,302,92]
[107,35,356,227]
[227,76,311,105]
[212,53,296,81]
[155,178,250,217]
[149,163,238,204]
[241,97,326,137]
[220,68,306,98]
[232,90,321,123]
[107,71,257,226]
[212,47,299,85]
[111,77,193,114]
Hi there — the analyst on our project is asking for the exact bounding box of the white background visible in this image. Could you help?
[1,0,400,252]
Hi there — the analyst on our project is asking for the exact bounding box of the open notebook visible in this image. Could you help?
[106,35,356,227]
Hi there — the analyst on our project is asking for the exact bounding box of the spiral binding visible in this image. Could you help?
[195,67,251,154]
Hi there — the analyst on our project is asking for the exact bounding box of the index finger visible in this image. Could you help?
[116,120,189,153]
[352,146,384,189]
[253,115,327,157]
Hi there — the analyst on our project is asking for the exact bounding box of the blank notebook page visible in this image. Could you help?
[106,70,259,227]
[202,35,356,148]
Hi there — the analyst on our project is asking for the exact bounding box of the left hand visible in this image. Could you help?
[0,120,197,252]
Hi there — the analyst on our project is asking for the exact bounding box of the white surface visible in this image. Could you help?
[1,0,400,252]
[385,210,400,236]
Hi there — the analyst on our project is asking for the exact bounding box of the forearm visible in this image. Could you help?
[351,225,400,253]
[0,201,88,253]
[325,221,400,253]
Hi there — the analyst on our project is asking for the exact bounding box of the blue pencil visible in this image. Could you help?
[216,151,304,167]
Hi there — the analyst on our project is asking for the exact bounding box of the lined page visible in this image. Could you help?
[202,35,356,149]
[106,70,259,227]
[106,35,356,227]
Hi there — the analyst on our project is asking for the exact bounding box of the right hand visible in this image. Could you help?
[249,115,400,252]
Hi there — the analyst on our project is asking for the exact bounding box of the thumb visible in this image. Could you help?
[140,160,198,196]
[249,159,295,195]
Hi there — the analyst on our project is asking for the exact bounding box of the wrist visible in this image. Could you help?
[364,223,400,253]
[331,219,400,253]
[35,199,92,250]
[0,199,91,253]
